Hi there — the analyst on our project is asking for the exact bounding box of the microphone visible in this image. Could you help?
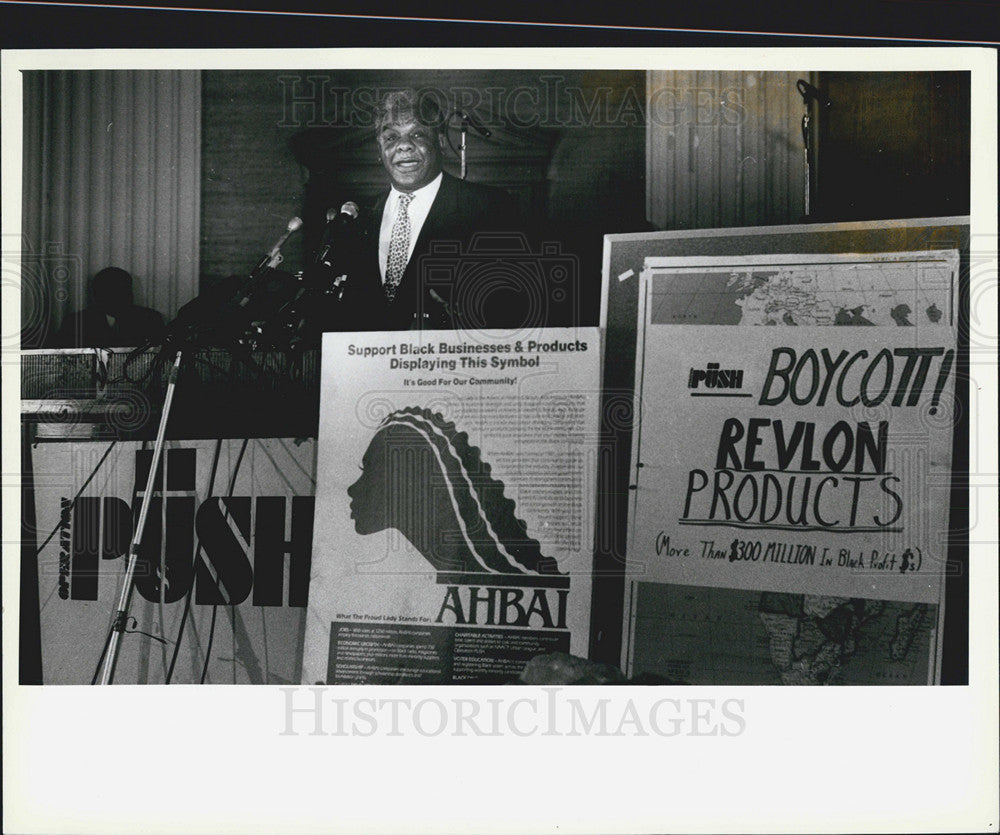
[165,216,303,346]
[454,109,492,138]
[796,79,832,108]
[244,216,302,306]
[418,288,456,329]
[252,216,303,274]
[271,216,304,258]
[324,201,360,232]
[307,200,360,284]
[266,200,361,347]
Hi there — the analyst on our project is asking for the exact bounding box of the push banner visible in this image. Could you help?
[303,328,601,684]
[623,252,959,685]
[31,438,316,684]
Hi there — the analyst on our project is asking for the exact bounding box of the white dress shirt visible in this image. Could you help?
[378,172,443,283]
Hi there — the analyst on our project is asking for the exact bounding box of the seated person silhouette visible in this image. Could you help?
[55,266,165,348]
[348,407,562,576]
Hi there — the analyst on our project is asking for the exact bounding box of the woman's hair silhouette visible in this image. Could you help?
[348,407,562,576]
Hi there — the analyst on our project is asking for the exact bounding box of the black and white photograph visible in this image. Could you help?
[2,7,997,833]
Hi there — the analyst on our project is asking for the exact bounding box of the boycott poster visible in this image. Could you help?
[302,328,600,684]
[31,438,316,684]
[624,252,959,685]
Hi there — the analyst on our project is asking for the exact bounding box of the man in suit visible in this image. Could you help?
[54,266,165,347]
[330,89,528,332]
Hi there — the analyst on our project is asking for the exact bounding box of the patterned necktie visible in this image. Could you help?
[384,193,413,303]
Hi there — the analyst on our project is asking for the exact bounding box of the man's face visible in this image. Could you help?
[377,116,444,192]
[94,280,133,317]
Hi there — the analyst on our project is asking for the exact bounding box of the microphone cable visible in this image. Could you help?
[199,437,250,684]
[163,437,223,684]
[34,440,117,559]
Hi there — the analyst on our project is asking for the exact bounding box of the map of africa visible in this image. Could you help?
[648,262,952,327]
[631,582,937,685]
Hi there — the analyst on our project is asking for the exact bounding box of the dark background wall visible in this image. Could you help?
[814,71,970,222]
[200,70,313,288]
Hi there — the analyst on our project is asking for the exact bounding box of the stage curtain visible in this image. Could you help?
[20,70,201,346]
[646,70,807,230]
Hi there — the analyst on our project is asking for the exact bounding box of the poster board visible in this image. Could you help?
[596,217,971,682]
[303,328,601,684]
[622,251,959,684]
[30,438,316,684]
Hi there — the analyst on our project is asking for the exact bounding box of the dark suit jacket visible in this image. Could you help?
[54,305,165,348]
[332,172,526,331]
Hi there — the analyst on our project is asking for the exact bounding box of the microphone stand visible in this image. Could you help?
[95,218,300,684]
[459,117,468,180]
[96,350,181,684]
[453,110,491,181]
[796,79,831,219]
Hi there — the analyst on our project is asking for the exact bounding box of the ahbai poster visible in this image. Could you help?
[303,327,601,684]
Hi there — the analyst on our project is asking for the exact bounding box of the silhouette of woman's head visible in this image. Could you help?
[347,408,561,576]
